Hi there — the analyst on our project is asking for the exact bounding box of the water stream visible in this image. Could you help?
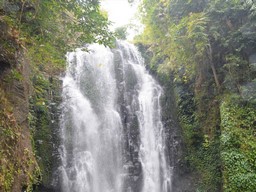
[59,41,172,192]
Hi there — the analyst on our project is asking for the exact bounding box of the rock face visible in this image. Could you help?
[0,20,38,191]
[113,47,144,192]
[160,79,196,192]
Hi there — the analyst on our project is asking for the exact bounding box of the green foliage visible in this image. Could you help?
[1,0,115,47]
[136,0,211,83]
[220,95,256,191]
[4,69,23,83]
[115,26,128,40]
[0,88,40,192]
[17,0,114,74]
[31,74,50,113]
[0,89,20,191]
[137,0,256,88]
[223,54,250,91]
[2,0,115,74]
[29,74,61,188]
[27,41,66,75]
[176,81,222,191]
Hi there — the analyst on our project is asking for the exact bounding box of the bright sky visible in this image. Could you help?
[100,0,142,39]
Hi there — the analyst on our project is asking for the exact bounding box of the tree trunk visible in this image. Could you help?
[207,44,221,90]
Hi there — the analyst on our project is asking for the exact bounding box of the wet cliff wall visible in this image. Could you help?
[0,20,40,191]
[0,21,64,192]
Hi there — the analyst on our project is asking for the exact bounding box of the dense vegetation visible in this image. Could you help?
[136,0,256,191]
[0,0,114,191]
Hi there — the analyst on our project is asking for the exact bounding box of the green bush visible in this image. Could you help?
[220,95,256,191]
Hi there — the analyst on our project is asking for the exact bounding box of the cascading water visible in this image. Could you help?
[59,41,172,192]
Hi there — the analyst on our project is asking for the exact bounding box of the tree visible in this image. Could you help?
[115,26,128,40]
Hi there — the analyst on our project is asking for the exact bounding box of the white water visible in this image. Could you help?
[59,41,172,192]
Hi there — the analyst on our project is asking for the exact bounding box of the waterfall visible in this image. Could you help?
[59,41,172,192]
